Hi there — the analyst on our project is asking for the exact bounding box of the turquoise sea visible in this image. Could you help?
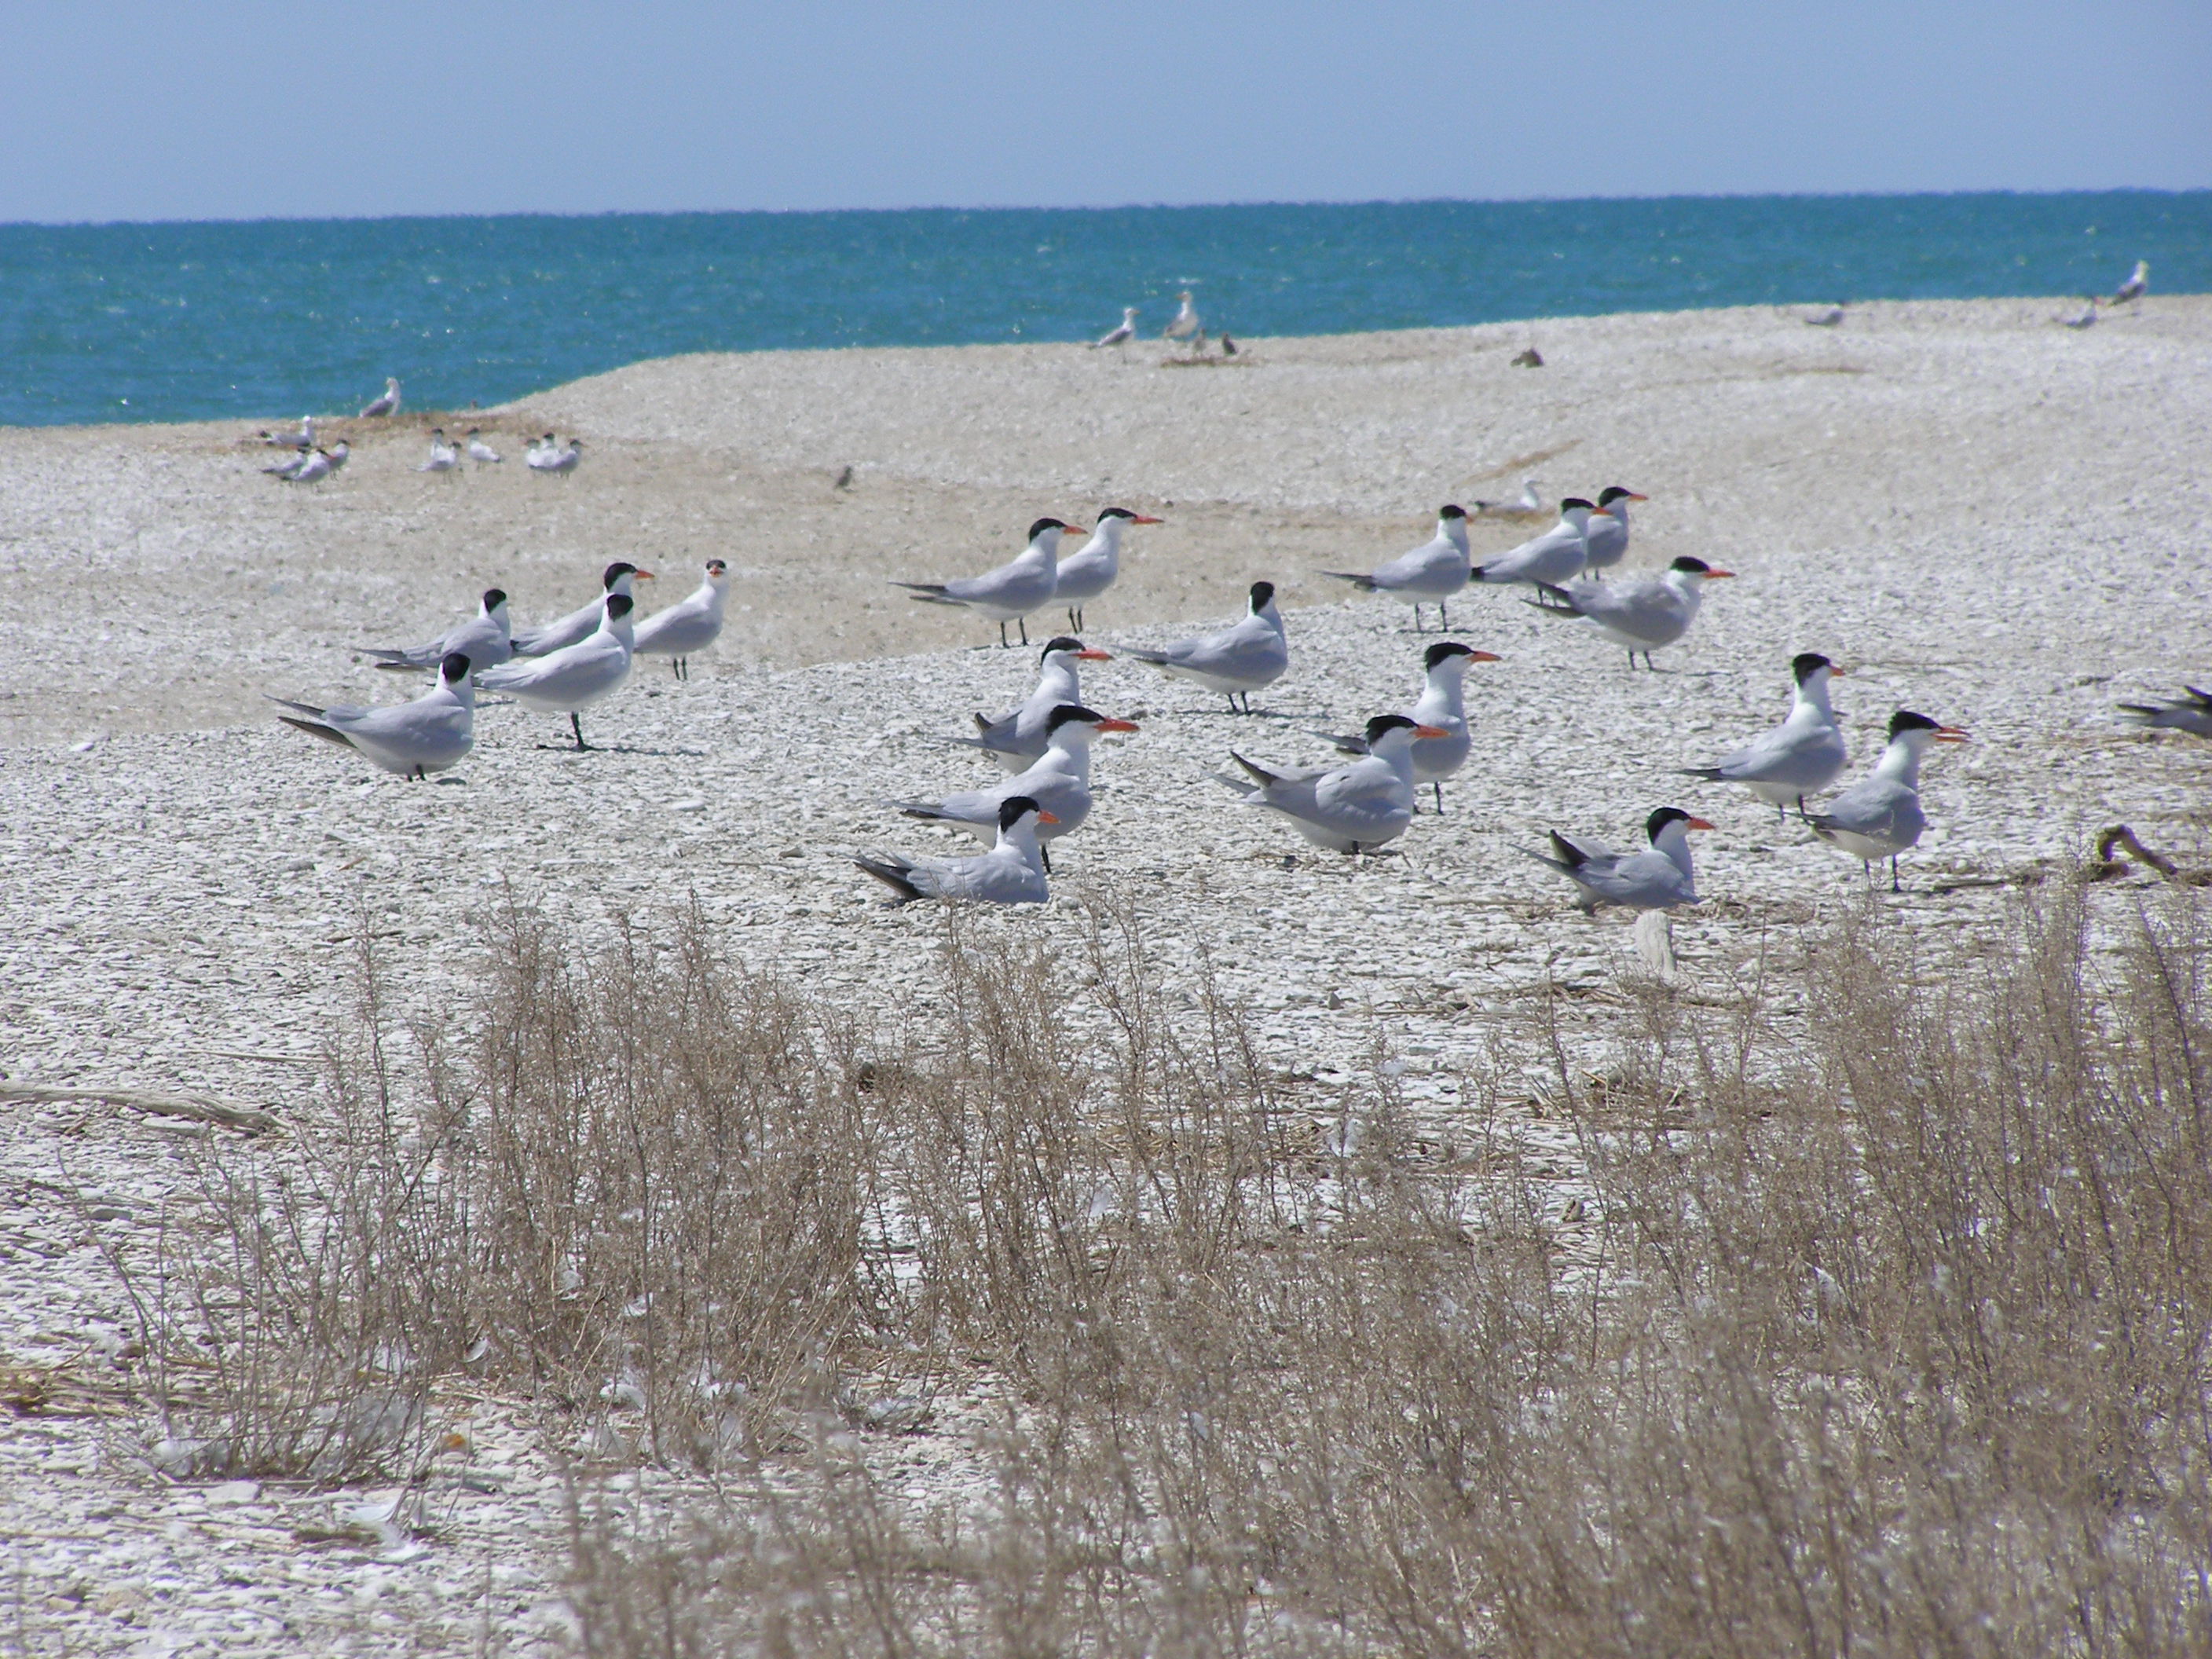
[1,191,2205,428]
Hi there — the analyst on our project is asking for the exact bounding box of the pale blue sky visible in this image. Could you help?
[4,1,2206,222]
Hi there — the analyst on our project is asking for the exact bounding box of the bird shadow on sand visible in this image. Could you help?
[530,742,687,757]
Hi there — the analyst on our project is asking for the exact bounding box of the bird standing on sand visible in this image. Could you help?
[475,593,638,750]
[1218,714,1445,855]
[511,562,654,657]
[1164,291,1203,353]
[1578,487,1646,578]
[1805,709,1969,891]
[360,377,401,418]
[2110,260,2149,306]
[1123,580,1288,713]
[1526,555,1734,668]
[528,436,582,475]
[952,636,1113,770]
[1055,507,1163,632]
[419,430,460,474]
[1681,654,1848,820]
[1313,640,1502,813]
[1092,307,1138,349]
[1472,500,1595,588]
[855,797,1057,907]
[270,651,475,778]
[362,588,514,675]
[1522,808,1712,912]
[632,559,730,680]
[1320,506,1472,631]
[278,447,336,485]
[466,428,502,466]
[891,517,1077,647]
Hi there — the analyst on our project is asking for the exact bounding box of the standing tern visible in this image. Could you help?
[1682,653,1848,819]
[1471,499,1595,588]
[1804,709,1969,891]
[465,428,502,466]
[2118,686,2212,738]
[419,430,460,474]
[891,517,1077,647]
[632,558,729,679]
[1122,580,1288,713]
[360,377,401,418]
[855,796,1057,907]
[1092,307,1138,349]
[2110,260,2149,306]
[262,445,312,478]
[953,636,1112,770]
[1313,640,1502,812]
[475,592,637,750]
[362,588,515,674]
[1217,713,1444,855]
[1527,555,1734,668]
[1055,507,1163,631]
[278,447,336,485]
[325,438,350,475]
[511,562,654,657]
[1580,486,1646,578]
[1521,808,1712,912]
[894,705,1137,868]
[270,651,475,779]
[1163,290,1203,352]
[1320,505,1472,631]
[1472,478,1544,518]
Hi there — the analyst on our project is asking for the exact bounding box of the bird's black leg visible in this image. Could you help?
[1041,846,1053,874]
[1439,600,1449,628]
[1017,617,1030,646]
[1890,856,1902,894]
[998,621,1010,648]
[571,712,590,751]
[1433,780,1445,813]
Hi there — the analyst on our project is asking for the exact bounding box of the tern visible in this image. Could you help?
[892,516,1076,647]
[270,651,475,779]
[2118,686,2212,738]
[1472,478,1544,518]
[465,428,503,466]
[894,705,1137,869]
[362,588,515,675]
[419,430,460,474]
[2110,259,2149,306]
[1123,580,1288,713]
[1313,641,1502,812]
[855,796,1057,907]
[1521,808,1712,912]
[632,558,729,679]
[1320,505,1472,631]
[1054,507,1163,631]
[476,593,637,750]
[1805,304,1845,327]
[1580,487,1647,578]
[1805,709,1969,891]
[1218,713,1445,855]
[325,438,350,474]
[1471,500,1595,588]
[511,562,654,657]
[262,444,313,478]
[1527,555,1734,668]
[953,636,1113,771]
[253,416,314,449]
[278,447,336,485]
[1092,307,1138,349]
[2057,298,2099,330]
[1682,654,1848,819]
[1164,290,1203,352]
[360,377,401,418]
[527,436,582,475]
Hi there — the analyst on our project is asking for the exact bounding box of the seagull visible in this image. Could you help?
[1163,290,1203,352]
[361,588,515,674]
[891,517,1076,647]
[2110,259,2149,306]
[632,558,729,679]
[1805,709,1969,891]
[418,430,460,474]
[894,705,1137,869]
[1217,713,1445,855]
[475,593,637,750]
[1122,580,1289,713]
[1472,478,1545,518]
[1092,307,1139,349]
[2057,298,2099,330]
[2118,686,2212,738]
[465,428,503,466]
[510,561,654,657]
[278,447,336,485]
[269,651,475,778]
[1054,507,1163,632]
[1521,808,1712,912]
[360,377,401,418]
[1312,640,1502,812]
[951,636,1113,771]
[1320,505,1472,631]
[1580,487,1647,579]
[1805,304,1845,327]
[855,796,1057,906]
[1681,654,1848,820]
[1470,500,1595,588]
[1525,555,1735,668]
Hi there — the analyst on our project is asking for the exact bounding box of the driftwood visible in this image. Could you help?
[0,1082,283,1136]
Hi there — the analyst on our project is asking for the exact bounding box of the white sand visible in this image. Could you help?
[2,296,2208,1650]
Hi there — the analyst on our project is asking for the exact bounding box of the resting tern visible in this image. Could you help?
[476,592,636,750]
[363,588,515,674]
[1218,714,1444,855]
[2110,259,2149,306]
[1313,640,1502,812]
[278,447,337,485]
[262,445,312,477]
[891,517,1076,647]
[1580,486,1646,577]
[953,635,1112,770]
[895,705,1137,867]
[465,428,502,466]
[1521,808,1712,913]
[1320,505,1472,630]
[1682,653,1848,819]
[1055,507,1163,631]
[1164,290,1203,350]
[1472,478,1544,518]
[1123,580,1288,712]
[418,430,460,474]
[2118,686,2212,738]
[1528,555,1734,668]
[511,561,654,657]
[253,416,315,449]
[1804,709,1969,891]
[360,377,401,418]
[527,436,582,475]
[1471,499,1594,588]
[632,558,729,679]
[270,651,475,779]
[1092,307,1138,349]
[855,796,1057,907]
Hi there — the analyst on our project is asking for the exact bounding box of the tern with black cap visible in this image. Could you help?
[855,796,1057,906]
[1216,713,1445,855]
[1526,555,1734,668]
[632,559,730,679]
[1472,499,1595,587]
[951,636,1114,770]
[1805,709,1969,890]
[363,587,514,676]
[1122,580,1288,713]
[892,517,1079,647]
[1313,640,1503,811]
[1683,653,1849,819]
[1054,507,1163,632]
[1521,808,1712,912]
[270,652,476,779]
[510,561,654,657]
[476,592,637,750]
[894,705,1137,869]
[1580,486,1648,578]
[1320,505,1474,631]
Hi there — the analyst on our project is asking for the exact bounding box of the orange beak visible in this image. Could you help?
[1685,817,1716,832]
[1934,727,1971,743]
[633,569,657,580]
[1037,809,1060,824]
[1095,717,1140,734]
[1414,723,1450,739]
[1076,648,1112,661]
[1130,515,1165,526]
[1624,492,1650,503]
[1467,650,1503,663]
[1702,569,1736,580]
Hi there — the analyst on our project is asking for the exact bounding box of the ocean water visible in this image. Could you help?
[2,192,2205,428]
